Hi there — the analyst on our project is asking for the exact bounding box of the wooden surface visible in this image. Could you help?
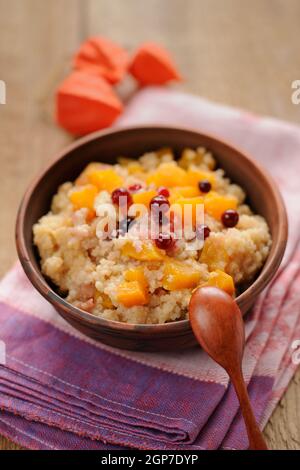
[0,0,299,450]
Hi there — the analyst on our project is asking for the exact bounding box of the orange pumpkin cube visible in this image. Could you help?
[117,280,148,307]
[132,189,157,208]
[201,270,235,296]
[171,196,205,226]
[146,162,189,188]
[169,186,201,204]
[124,267,148,289]
[162,260,202,291]
[75,162,107,186]
[122,242,165,261]
[204,191,238,220]
[186,169,216,188]
[69,184,98,211]
[87,168,124,192]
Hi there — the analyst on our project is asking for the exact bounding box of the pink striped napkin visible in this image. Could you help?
[0,87,299,450]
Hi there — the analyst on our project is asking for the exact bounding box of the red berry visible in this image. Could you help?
[111,188,132,207]
[196,224,211,240]
[198,180,211,193]
[157,186,170,198]
[154,233,176,251]
[221,209,239,228]
[128,183,142,192]
[150,195,170,213]
[155,213,169,226]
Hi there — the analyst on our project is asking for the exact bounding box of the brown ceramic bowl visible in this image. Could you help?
[16,126,288,351]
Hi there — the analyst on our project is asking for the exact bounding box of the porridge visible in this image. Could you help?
[33,147,271,324]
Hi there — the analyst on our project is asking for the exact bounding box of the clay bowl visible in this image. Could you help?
[16,126,288,351]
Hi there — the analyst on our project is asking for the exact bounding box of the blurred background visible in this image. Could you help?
[0,0,299,449]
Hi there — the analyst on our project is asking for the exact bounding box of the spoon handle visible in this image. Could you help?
[230,368,268,450]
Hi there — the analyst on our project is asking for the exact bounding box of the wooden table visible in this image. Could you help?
[0,0,299,450]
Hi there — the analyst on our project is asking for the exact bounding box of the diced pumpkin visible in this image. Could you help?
[200,270,235,296]
[173,191,237,224]
[171,196,204,226]
[146,162,189,188]
[87,168,124,192]
[69,184,98,211]
[124,268,149,304]
[186,169,216,188]
[162,260,202,291]
[204,191,238,220]
[132,189,157,208]
[117,280,148,307]
[75,162,106,186]
[124,267,148,290]
[122,241,165,261]
[169,186,201,203]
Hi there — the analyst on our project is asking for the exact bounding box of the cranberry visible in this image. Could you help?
[155,213,169,226]
[150,195,170,213]
[221,209,239,228]
[111,188,132,207]
[157,186,170,198]
[169,211,176,234]
[196,224,211,240]
[128,183,142,192]
[155,233,176,251]
[198,180,211,193]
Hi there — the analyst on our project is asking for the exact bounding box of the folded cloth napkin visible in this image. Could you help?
[1,87,300,450]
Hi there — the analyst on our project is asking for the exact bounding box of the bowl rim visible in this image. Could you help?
[16,124,288,333]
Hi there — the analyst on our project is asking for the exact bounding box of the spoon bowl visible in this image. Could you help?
[189,286,245,373]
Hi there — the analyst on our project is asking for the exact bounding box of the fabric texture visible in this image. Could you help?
[0,87,299,450]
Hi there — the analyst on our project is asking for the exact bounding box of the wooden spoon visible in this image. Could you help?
[189,286,268,450]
